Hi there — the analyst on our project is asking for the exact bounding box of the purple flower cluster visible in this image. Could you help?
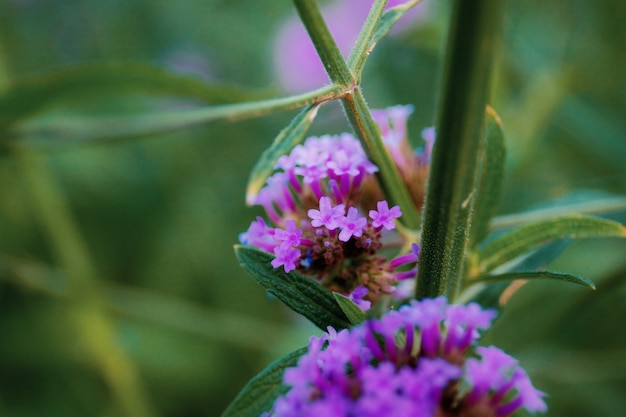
[241,134,416,307]
[264,297,547,417]
[241,106,432,308]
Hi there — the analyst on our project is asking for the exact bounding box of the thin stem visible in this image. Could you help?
[9,84,344,147]
[292,0,354,88]
[342,89,422,230]
[293,0,422,230]
[348,0,424,79]
[416,0,500,300]
[347,0,388,81]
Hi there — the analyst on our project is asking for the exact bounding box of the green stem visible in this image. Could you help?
[292,0,421,230]
[16,149,157,417]
[292,0,354,88]
[10,84,343,147]
[416,0,499,300]
[347,0,388,81]
[342,89,422,230]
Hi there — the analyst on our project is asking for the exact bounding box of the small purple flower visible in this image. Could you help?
[239,217,277,253]
[420,126,436,162]
[308,196,345,230]
[348,285,371,311]
[273,220,303,248]
[369,200,402,230]
[338,207,367,242]
[271,244,301,273]
[265,298,547,417]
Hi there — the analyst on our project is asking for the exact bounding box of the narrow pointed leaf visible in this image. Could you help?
[464,239,573,311]
[469,106,506,247]
[0,63,263,128]
[333,293,367,325]
[347,0,388,80]
[509,238,572,272]
[246,104,319,205]
[475,270,596,290]
[221,347,306,417]
[478,214,626,273]
[235,245,351,330]
[349,0,423,77]
[7,84,342,147]
[491,192,626,230]
[467,281,522,312]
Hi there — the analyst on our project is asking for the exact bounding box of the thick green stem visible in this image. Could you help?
[416,0,500,300]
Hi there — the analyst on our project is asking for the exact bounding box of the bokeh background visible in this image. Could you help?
[1,1,625,416]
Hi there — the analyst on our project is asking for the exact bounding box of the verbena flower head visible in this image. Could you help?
[264,297,547,417]
[241,107,433,308]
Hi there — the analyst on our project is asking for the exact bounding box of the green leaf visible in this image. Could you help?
[332,293,367,325]
[0,62,262,129]
[491,192,626,230]
[7,84,343,147]
[509,238,572,272]
[469,106,506,247]
[246,104,319,205]
[347,0,388,80]
[234,245,351,331]
[466,281,518,312]
[221,347,307,417]
[463,239,573,311]
[416,0,500,299]
[478,214,626,273]
[474,270,596,290]
[349,0,424,78]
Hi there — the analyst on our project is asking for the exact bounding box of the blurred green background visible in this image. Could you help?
[0,1,625,416]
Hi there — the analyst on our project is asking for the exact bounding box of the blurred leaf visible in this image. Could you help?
[466,281,521,312]
[479,214,626,273]
[0,255,292,354]
[234,245,351,331]
[0,62,265,128]
[246,104,319,205]
[475,270,596,289]
[470,106,506,247]
[509,238,572,271]
[221,347,306,417]
[464,239,573,310]
[7,84,343,147]
[491,192,626,230]
[332,293,367,325]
